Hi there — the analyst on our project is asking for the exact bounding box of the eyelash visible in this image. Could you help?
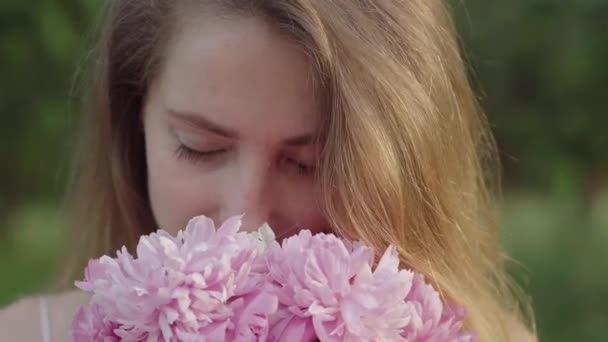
[287,158,315,177]
[174,144,226,163]
[174,144,315,176]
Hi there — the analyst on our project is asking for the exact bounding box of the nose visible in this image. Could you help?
[222,159,272,232]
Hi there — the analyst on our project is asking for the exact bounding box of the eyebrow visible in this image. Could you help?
[167,108,317,146]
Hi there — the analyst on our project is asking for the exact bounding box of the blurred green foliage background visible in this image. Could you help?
[0,1,606,341]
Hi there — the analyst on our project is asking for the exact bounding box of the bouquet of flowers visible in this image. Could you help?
[71,215,477,341]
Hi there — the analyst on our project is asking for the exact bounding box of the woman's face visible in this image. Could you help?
[142,14,329,237]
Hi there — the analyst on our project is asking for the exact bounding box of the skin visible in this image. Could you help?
[143,14,330,238]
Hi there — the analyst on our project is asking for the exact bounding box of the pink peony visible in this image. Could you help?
[71,303,119,341]
[266,230,477,342]
[266,230,415,341]
[401,273,478,342]
[73,215,277,342]
[72,214,478,341]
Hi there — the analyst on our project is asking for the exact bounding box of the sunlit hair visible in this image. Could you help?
[63,0,536,340]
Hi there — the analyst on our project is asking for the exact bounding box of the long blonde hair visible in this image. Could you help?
[64,0,535,340]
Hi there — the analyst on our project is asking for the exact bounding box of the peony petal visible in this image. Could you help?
[268,314,317,342]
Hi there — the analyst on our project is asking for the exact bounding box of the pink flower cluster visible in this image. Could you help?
[72,215,477,342]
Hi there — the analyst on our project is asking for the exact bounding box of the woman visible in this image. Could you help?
[0,0,536,340]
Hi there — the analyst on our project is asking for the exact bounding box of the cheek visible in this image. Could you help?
[147,161,328,237]
[145,129,221,234]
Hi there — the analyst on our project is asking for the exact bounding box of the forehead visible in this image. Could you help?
[154,14,322,142]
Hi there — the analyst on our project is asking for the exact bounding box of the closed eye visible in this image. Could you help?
[174,144,227,163]
[286,158,316,177]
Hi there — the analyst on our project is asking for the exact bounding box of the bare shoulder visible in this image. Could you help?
[0,290,91,342]
[0,295,42,341]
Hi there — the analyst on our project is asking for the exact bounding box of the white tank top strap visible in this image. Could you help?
[38,295,51,342]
